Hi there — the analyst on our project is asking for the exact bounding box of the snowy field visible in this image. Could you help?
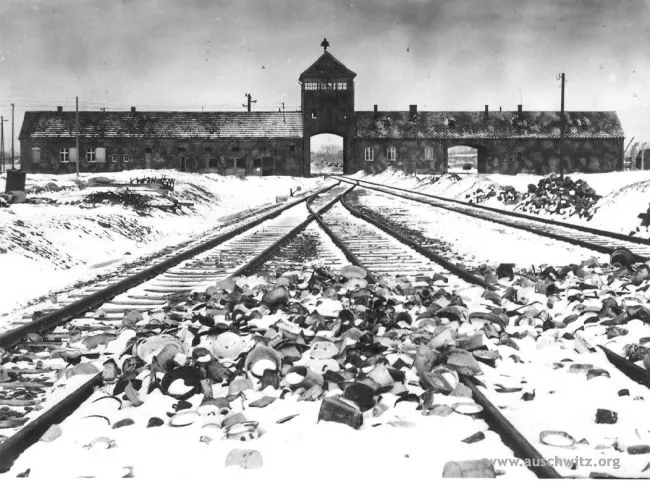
[0,170,325,314]
[352,169,650,237]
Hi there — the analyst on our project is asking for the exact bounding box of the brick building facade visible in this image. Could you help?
[19,43,624,175]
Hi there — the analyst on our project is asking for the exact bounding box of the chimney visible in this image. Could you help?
[409,104,417,120]
[130,106,136,113]
[517,104,523,119]
[57,106,63,113]
[374,104,378,113]
[484,105,488,120]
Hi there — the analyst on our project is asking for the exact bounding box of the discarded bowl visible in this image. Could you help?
[245,345,281,378]
[169,410,200,427]
[452,402,484,417]
[610,248,634,267]
[539,430,576,448]
[210,331,249,359]
[225,448,263,469]
[224,421,260,441]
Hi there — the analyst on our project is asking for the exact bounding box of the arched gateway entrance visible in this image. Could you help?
[300,42,357,176]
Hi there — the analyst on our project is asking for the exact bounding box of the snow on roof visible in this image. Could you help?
[20,111,304,140]
[355,110,624,140]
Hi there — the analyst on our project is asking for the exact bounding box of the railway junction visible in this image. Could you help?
[0,176,650,478]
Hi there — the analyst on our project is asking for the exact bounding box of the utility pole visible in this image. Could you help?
[282,101,286,123]
[75,96,80,177]
[0,116,6,173]
[242,93,257,112]
[557,73,565,178]
[11,103,15,170]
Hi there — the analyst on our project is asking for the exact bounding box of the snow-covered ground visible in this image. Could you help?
[0,170,325,314]
[351,169,650,237]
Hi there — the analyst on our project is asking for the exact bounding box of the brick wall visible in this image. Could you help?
[20,137,303,175]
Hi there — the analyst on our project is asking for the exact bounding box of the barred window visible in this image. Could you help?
[86,149,96,162]
[305,82,318,90]
[111,154,118,162]
[387,146,397,162]
[60,148,69,162]
[364,147,374,162]
[123,153,130,162]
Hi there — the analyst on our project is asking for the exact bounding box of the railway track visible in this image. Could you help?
[1,182,648,477]
[333,175,650,262]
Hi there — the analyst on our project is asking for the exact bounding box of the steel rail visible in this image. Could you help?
[339,189,496,290]
[0,186,352,473]
[462,376,561,478]
[599,345,650,388]
[306,185,376,283]
[0,183,337,350]
[308,194,557,479]
[334,175,650,248]
[333,176,648,262]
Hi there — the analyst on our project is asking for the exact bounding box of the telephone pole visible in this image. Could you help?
[242,93,257,112]
[11,103,15,170]
[0,116,7,173]
[75,96,80,176]
[557,73,565,178]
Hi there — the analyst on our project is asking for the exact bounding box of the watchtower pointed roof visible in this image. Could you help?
[299,50,356,81]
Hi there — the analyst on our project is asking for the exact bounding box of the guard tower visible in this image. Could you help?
[299,39,357,175]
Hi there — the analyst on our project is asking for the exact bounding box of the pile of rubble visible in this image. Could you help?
[6,248,650,477]
[465,185,520,205]
[514,174,600,219]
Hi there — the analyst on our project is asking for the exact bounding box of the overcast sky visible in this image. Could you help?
[1,0,649,154]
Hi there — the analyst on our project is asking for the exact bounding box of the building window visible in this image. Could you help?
[177,147,186,154]
[336,82,348,90]
[32,147,41,162]
[95,147,106,162]
[123,153,130,162]
[364,147,374,162]
[225,157,244,169]
[111,154,118,162]
[289,144,296,152]
[305,82,318,90]
[231,146,241,153]
[145,147,153,154]
[387,146,397,162]
[209,158,219,168]
[311,112,318,119]
[204,147,213,153]
[60,148,70,163]
[424,146,434,161]
[86,149,96,162]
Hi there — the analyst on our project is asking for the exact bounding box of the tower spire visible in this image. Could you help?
[321,38,329,52]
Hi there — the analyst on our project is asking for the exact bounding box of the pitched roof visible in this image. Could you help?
[355,111,624,140]
[19,111,303,140]
[299,51,356,81]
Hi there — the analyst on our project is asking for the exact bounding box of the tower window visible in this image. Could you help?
[364,147,374,162]
[305,82,318,90]
[311,112,318,119]
[387,146,397,162]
